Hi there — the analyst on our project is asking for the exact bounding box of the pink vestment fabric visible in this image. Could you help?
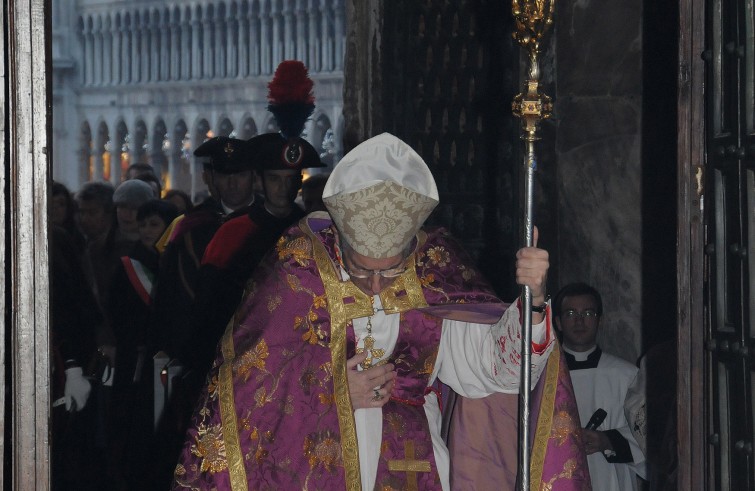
[448,344,592,490]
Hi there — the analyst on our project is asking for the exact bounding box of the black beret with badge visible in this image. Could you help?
[194,136,253,174]
[246,61,325,171]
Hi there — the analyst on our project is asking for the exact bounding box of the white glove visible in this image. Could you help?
[64,367,91,412]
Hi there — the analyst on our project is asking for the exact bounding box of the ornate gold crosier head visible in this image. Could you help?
[511,0,556,139]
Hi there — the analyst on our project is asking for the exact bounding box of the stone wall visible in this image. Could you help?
[555,0,644,362]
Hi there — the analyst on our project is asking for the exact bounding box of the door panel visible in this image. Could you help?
[705,0,755,488]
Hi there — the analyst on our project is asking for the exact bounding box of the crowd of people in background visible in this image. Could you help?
[51,157,331,490]
[50,60,330,491]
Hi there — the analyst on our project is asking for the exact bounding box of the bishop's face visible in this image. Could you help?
[341,246,408,296]
[555,294,601,352]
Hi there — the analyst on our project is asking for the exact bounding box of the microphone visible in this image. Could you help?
[585,408,607,430]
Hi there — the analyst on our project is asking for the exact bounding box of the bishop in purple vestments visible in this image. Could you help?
[172,133,588,490]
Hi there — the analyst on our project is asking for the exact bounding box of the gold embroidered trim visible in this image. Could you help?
[378,231,429,314]
[387,460,432,473]
[303,222,431,490]
[529,340,561,491]
[305,221,370,491]
[219,324,247,491]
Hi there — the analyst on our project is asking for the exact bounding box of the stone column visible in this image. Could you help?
[249,7,260,75]
[131,21,140,83]
[93,24,102,85]
[215,12,225,78]
[203,18,213,78]
[182,18,192,80]
[239,11,249,77]
[171,17,180,81]
[192,18,201,79]
[271,6,282,68]
[82,21,92,85]
[161,16,170,81]
[308,0,320,71]
[227,12,238,78]
[283,4,295,60]
[320,1,331,71]
[102,22,112,85]
[260,1,271,74]
[295,0,307,64]
[334,0,345,70]
[122,28,130,83]
[112,23,121,84]
[150,21,159,82]
[141,19,150,82]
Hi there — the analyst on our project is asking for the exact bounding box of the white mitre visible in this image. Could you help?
[322,133,439,259]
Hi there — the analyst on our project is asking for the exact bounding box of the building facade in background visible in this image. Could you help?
[52,0,345,198]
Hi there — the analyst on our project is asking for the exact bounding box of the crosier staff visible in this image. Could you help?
[511,0,555,490]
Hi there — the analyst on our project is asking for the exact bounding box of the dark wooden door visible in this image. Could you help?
[704,0,755,488]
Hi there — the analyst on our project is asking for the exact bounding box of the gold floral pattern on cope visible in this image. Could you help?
[277,235,312,266]
[299,366,319,394]
[233,339,269,379]
[460,266,475,281]
[191,424,228,474]
[267,294,282,312]
[426,246,451,267]
[540,458,577,491]
[303,430,342,472]
[551,408,577,446]
[318,392,336,405]
[418,346,439,376]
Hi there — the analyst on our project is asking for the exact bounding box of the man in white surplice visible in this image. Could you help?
[554,282,647,491]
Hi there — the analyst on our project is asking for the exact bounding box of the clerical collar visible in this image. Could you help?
[221,196,255,215]
[563,345,597,361]
[564,345,602,370]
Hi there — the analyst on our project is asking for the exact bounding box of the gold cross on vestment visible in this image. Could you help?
[356,307,385,369]
[356,332,385,369]
[387,440,431,491]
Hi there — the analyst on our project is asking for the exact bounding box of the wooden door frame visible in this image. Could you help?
[2,0,52,488]
[0,0,713,488]
[677,0,707,488]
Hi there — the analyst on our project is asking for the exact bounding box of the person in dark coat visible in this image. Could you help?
[150,136,257,359]
[106,199,178,490]
[188,60,327,376]
[148,136,257,489]
[50,224,103,491]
